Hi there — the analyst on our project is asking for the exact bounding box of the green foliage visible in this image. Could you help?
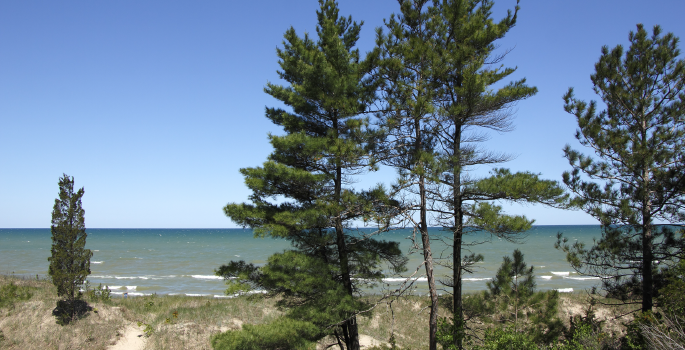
[473,327,538,350]
[85,282,112,303]
[622,311,659,350]
[551,299,620,350]
[0,282,33,309]
[211,318,319,350]
[137,321,154,338]
[377,2,567,349]
[657,257,685,317]
[436,317,469,350]
[221,2,406,349]
[48,174,93,322]
[469,250,564,345]
[559,24,685,312]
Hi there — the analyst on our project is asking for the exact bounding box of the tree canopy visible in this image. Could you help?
[48,173,93,323]
[220,1,406,349]
[558,24,685,313]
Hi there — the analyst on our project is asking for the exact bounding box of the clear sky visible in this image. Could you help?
[2,1,684,228]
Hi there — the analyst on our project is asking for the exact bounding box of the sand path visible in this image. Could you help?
[107,323,147,350]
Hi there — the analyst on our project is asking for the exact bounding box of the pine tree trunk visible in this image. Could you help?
[414,115,439,350]
[453,126,464,350]
[420,175,439,350]
[333,116,361,350]
[640,120,653,313]
[642,208,653,312]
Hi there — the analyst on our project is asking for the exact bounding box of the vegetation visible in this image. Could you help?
[48,173,93,324]
[14,2,683,350]
[220,1,406,349]
[478,250,563,344]
[374,1,569,348]
[374,1,442,347]
[2,274,657,350]
[557,24,685,313]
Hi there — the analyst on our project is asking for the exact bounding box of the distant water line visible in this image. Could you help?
[0,226,601,296]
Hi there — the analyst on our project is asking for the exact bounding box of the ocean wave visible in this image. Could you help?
[557,288,574,293]
[551,271,572,276]
[92,261,104,264]
[563,276,600,281]
[463,278,491,282]
[382,277,429,283]
[113,292,151,296]
[107,286,137,290]
[190,275,223,280]
[539,276,553,280]
[186,293,210,297]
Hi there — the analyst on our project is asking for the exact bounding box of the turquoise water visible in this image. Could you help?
[0,226,600,297]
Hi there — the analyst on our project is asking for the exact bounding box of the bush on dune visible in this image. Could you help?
[211,317,320,350]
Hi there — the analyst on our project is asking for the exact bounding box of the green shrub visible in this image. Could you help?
[211,317,320,350]
[85,283,111,303]
[0,282,33,309]
[474,327,538,350]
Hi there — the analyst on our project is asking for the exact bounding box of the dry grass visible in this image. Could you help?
[0,275,638,350]
[0,274,126,350]
[0,275,278,350]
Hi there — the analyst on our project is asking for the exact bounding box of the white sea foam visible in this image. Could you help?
[540,276,553,280]
[382,278,409,282]
[186,293,210,297]
[382,277,430,283]
[551,271,571,276]
[557,288,574,293]
[191,275,223,280]
[110,291,151,296]
[463,278,490,281]
[564,276,600,281]
[92,261,103,264]
[107,286,137,290]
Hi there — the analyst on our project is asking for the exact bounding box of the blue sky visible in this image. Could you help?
[1,1,683,228]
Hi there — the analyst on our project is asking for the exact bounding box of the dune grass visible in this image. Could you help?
[0,274,632,349]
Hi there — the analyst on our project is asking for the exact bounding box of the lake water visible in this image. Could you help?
[0,226,600,297]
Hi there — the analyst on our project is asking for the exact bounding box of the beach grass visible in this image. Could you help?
[0,274,633,349]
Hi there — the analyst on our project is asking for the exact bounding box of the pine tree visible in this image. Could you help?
[479,249,562,344]
[558,24,685,313]
[48,174,92,321]
[423,1,567,348]
[374,1,442,348]
[221,2,406,349]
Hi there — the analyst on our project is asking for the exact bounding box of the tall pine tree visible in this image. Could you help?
[558,24,685,313]
[221,2,406,349]
[375,1,442,348]
[424,1,567,348]
[48,173,92,322]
